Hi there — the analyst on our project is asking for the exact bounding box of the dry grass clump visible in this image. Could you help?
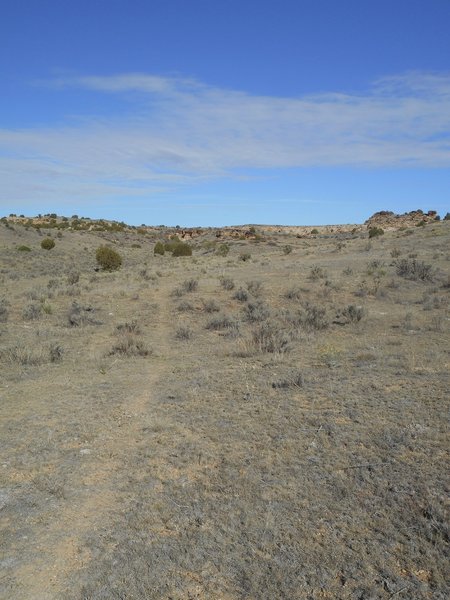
[309,265,327,280]
[283,287,302,300]
[109,321,149,357]
[182,278,198,293]
[219,277,235,290]
[333,304,366,325]
[251,320,291,354]
[202,299,220,313]
[175,326,193,340]
[67,302,101,327]
[243,300,271,323]
[300,303,329,330]
[246,280,263,296]
[0,298,9,322]
[22,302,42,321]
[233,287,248,302]
[177,300,194,312]
[272,370,304,388]
[2,342,63,366]
[206,314,240,333]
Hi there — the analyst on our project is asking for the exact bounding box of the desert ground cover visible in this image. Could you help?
[0,217,449,599]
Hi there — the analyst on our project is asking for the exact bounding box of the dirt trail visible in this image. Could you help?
[13,289,173,600]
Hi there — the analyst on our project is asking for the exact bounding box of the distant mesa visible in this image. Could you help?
[365,209,439,230]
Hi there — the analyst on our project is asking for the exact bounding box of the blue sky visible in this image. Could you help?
[1,0,449,226]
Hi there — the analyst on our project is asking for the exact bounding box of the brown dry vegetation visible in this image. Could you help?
[0,218,449,599]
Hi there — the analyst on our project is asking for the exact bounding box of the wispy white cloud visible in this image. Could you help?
[1,71,449,204]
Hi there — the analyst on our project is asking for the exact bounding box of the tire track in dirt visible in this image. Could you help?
[13,289,174,600]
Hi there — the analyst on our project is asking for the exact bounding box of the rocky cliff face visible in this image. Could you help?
[365,209,438,230]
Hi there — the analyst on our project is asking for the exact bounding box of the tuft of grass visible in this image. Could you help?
[244,301,271,323]
[233,288,248,302]
[284,287,302,300]
[67,302,101,327]
[49,343,64,363]
[272,370,304,389]
[246,280,263,296]
[177,300,194,312]
[66,271,80,285]
[206,314,239,333]
[182,278,198,293]
[301,304,329,331]
[22,302,42,321]
[239,252,251,262]
[109,334,150,357]
[202,299,220,313]
[0,298,9,322]
[17,245,31,252]
[309,265,327,280]
[252,321,291,354]
[175,326,193,340]
[368,226,384,238]
[220,277,235,290]
[116,320,142,335]
[216,243,230,257]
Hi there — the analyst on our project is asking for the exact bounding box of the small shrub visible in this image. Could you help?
[216,244,230,257]
[170,287,184,298]
[172,243,192,257]
[4,344,47,366]
[67,302,100,327]
[116,320,142,335]
[22,302,42,321]
[333,304,366,325]
[252,321,291,354]
[154,241,165,256]
[17,245,31,252]
[238,252,251,262]
[109,334,149,357]
[233,288,248,302]
[272,371,304,389]
[0,298,9,322]
[309,265,326,280]
[96,246,122,271]
[390,247,402,258]
[220,277,235,290]
[283,245,292,255]
[49,343,64,363]
[368,227,384,238]
[182,279,198,293]
[202,299,220,313]
[175,326,193,340]
[67,271,80,285]
[177,301,194,312]
[206,315,239,332]
[244,301,271,323]
[395,258,433,281]
[310,228,319,235]
[41,237,56,250]
[284,287,302,300]
[246,280,263,296]
[301,304,329,331]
